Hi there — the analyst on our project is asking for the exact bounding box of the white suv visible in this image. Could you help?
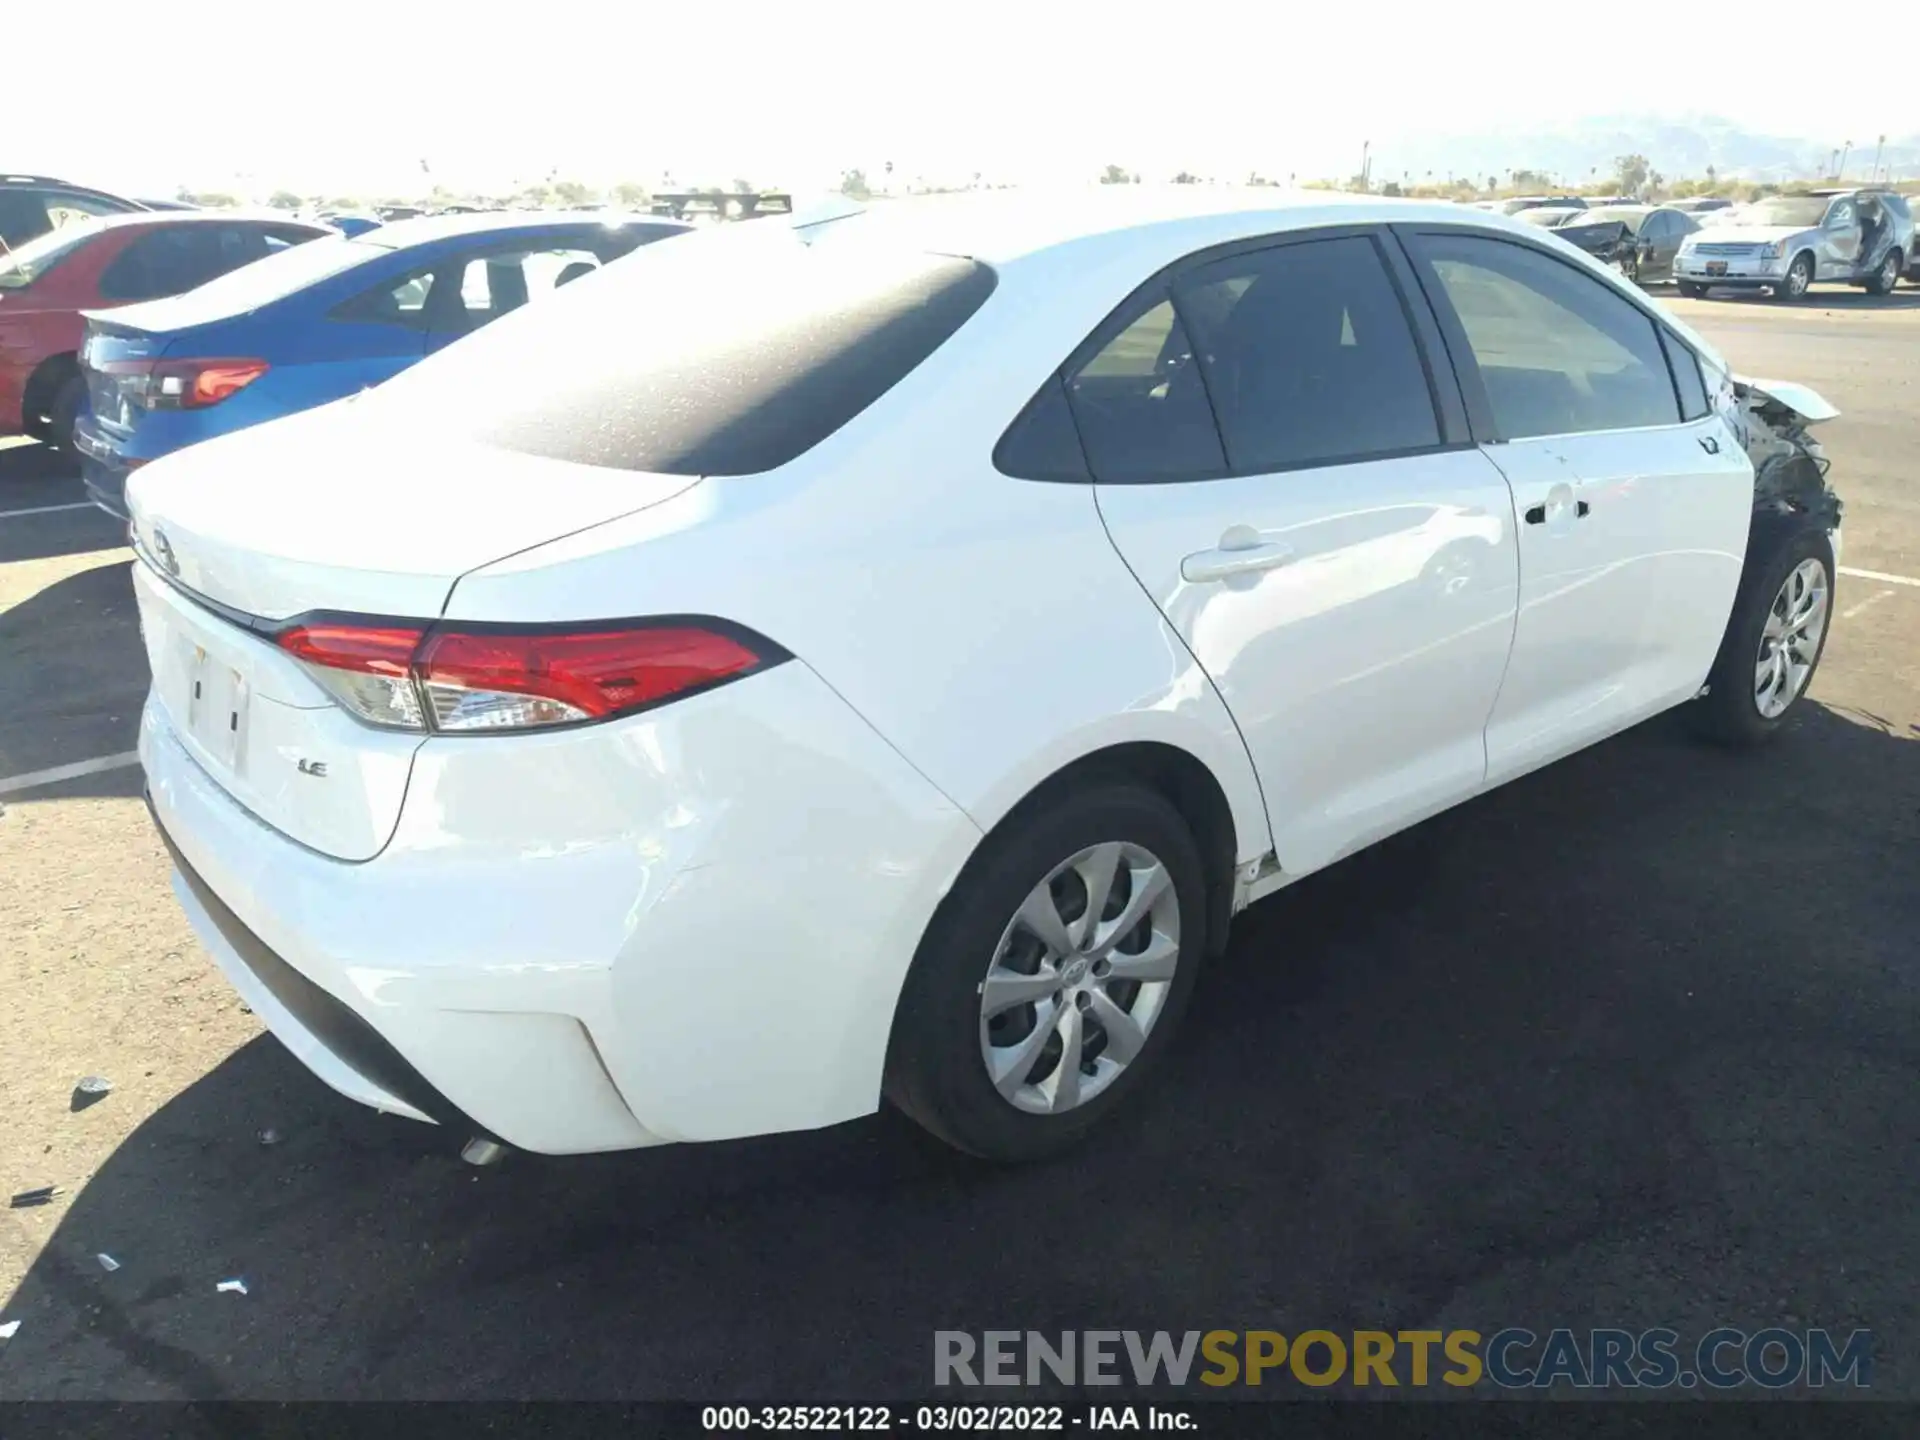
[132,190,1843,1162]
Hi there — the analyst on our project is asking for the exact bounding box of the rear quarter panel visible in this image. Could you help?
[444,243,1275,870]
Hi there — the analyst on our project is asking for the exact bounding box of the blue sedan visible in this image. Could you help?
[74,211,689,517]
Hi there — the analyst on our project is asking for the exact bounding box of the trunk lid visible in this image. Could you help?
[80,315,176,440]
[128,401,699,859]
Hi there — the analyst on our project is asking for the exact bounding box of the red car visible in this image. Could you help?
[0,211,329,450]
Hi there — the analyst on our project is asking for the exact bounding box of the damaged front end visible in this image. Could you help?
[1727,376,1844,534]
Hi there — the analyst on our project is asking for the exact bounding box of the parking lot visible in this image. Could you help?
[0,290,1916,1401]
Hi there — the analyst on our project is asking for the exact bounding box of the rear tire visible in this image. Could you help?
[1688,520,1835,747]
[1864,250,1900,296]
[885,783,1208,1162]
[47,375,86,453]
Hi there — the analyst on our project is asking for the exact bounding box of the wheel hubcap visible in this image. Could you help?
[1754,558,1828,719]
[977,841,1181,1115]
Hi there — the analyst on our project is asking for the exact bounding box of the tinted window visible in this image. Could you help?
[0,220,99,289]
[996,376,1089,482]
[333,268,438,329]
[1063,293,1225,483]
[1173,236,1439,472]
[381,233,997,476]
[1415,234,1680,439]
[97,226,260,302]
[1659,329,1710,422]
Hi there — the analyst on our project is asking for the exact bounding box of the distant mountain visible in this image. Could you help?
[1361,115,1920,188]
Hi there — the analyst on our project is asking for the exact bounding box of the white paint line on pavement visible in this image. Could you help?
[1839,566,1920,590]
[0,751,141,798]
[1842,589,1898,620]
[0,501,101,520]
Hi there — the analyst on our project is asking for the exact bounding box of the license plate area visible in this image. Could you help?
[1705,261,1728,276]
[182,642,251,773]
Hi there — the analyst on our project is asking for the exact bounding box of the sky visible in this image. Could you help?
[9,0,1911,201]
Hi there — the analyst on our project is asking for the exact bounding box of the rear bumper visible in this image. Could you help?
[141,657,983,1154]
[147,790,485,1134]
[73,416,139,518]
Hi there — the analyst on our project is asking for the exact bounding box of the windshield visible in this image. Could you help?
[1578,208,1648,232]
[1728,197,1830,228]
[0,220,101,289]
[138,231,388,319]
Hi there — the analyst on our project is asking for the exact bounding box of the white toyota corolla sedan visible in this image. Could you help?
[129,189,1844,1163]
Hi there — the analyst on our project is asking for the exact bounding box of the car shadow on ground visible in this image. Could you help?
[0,441,124,568]
[1690,288,1920,311]
[3,704,1917,1401]
[0,562,145,779]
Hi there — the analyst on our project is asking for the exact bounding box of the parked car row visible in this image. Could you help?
[2,171,691,473]
[1672,188,1915,300]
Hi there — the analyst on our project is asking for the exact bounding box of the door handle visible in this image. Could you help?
[1699,434,1720,454]
[1526,501,1590,523]
[1181,541,1296,583]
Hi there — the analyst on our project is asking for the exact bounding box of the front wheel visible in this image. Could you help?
[885,783,1207,1161]
[1688,521,1835,747]
[1773,253,1813,302]
[1678,281,1707,298]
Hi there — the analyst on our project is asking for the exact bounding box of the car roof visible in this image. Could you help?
[357,209,688,246]
[56,209,330,234]
[800,187,1560,267]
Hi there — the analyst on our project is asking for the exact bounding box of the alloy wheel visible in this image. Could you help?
[978,842,1181,1115]
[1754,558,1829,719]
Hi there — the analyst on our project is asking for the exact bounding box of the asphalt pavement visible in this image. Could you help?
[0,289,1916,1402]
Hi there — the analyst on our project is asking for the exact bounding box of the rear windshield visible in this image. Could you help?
[138,231,388,319]
[0,220,100,288]
[377,227,998,476]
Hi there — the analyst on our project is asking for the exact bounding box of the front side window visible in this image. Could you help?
[1413,233,1681,440]
[1063,293,1225,483]
[1173,235,1440,473]
[1824,199,1856,231]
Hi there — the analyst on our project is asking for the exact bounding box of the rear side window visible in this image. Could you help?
[382,235,997,476]
[97,226,263,302]
[1063,294,1225,483]
[333,268,438,329]
[1413,233,1681,440]
[1659,328,1710,421]
[1173,235,1440,472]
[995,376,1089,482]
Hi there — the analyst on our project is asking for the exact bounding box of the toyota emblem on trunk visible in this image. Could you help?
[152,528,179,577]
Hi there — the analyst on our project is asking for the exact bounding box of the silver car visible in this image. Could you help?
[1673,189,1912,300]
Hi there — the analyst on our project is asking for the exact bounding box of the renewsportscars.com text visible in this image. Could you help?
[934,1327,1872,1390]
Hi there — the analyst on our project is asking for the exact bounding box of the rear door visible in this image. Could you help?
[1403,228,1753,786]
[1088,229,1522,876]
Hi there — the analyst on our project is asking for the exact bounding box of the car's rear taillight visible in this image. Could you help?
[273,618,782,733]
[100,357,268,409]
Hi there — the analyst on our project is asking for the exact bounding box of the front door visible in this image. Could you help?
[1818,198,1861,279]
[1404,229,1754,787]
[1083,230,1521,877]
